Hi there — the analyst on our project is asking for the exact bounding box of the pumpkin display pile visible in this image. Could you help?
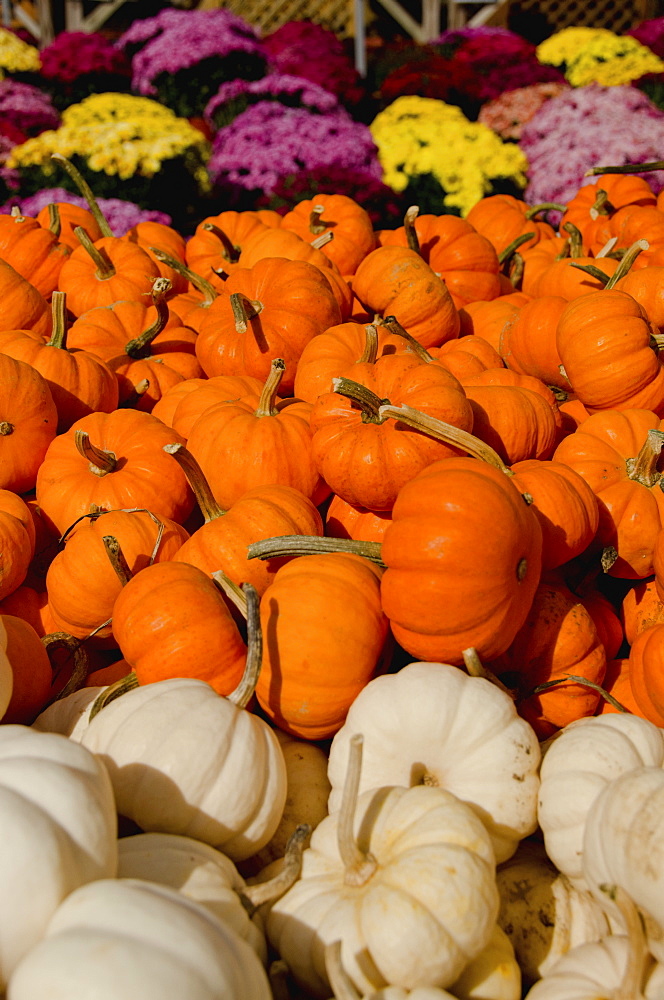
[4,149,664,999]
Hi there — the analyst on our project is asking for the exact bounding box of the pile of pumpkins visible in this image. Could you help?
[2,155,664,996]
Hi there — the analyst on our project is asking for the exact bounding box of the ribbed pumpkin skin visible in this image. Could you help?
[465,194,555,255]
[280,194,376,274]
[46,509,190,643]
[556,290,664,414]
[0,259,51,338]
[553,408,664,579]
[377,214,501,309]
[0,215,70,298]
[309,355,474,511]
[351,246,460,349]
[111,561,247,695]
[35,409,194,536]
[57,238,161,317]
[627,624,664,726]
[194,257,341,395]
[560,173,656,244]
[255,553,389,740]
[174,484,323,595]
[0,355,58,494]
[0,491,35,603]
[380,456,542,664]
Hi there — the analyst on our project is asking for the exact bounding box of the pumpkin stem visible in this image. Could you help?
[325,940,361,1000]
[568,262,610,285]
[497,231,536,266]
[46,290,69,349]
[89,672,140,720]
[51,153,114,238]
[595,236,619,258]
[309,204,328,236]
[526,673,629,712]
[588,189,616,219]
[311,231,334,251]
[47,202,61,237]
[163,442,225,521]
[256,359,286,418]
[124,277,172,359]
[626,429,664,487]
[202,222,241,263]
[604,239,649,288]
[239,823,311,914]
[268,960,291,1000]
[230,292,263,334]
[403,205,421,255]
[227,582,261,709]
[74,429,117,476]
[102,535,133,586]
[0,422,13,436]
[43,631,90,703]
[74,226,115,281]
[561,222,584,257]
[525,202,568,218]
[333,376,387,424]
[338,734,378,886]
[358,323,379,365]
[598,884,649,1000]
[151,247,218,306]
[211,569,247,617]
[462,647,516,700]
[381,315,436,363]
[119,378,150,409]
[247,534,385,566]
[585,160,664,177]
[377,402,510,473]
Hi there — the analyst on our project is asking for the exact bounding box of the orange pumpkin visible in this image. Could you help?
[627,623,664,726]
[35,408,195,536]
[0,354,58,494]
[280,194,376,275]
[496,580,606,738]
[0,212,70,298]
[0,614,53,724]
[194,257,342,395]
[622,578,664,645]
[465,194,556,255]
[380,456,542,663]
[111,560,247,695]
[57,231,161,316]
[0,490,35,601]
[255,552,389,739]
[351,245,460,350]
[184,209,271,288]
[499,295,570,389]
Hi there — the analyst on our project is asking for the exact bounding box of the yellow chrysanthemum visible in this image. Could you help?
[0,27,40,73]
[536,26,616,68]
[370,96,528,216]
[8,93,209,178]
[565,34,664,86]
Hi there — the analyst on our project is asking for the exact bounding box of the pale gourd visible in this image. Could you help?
[80,674,288,862]
[327,662,540,863]
[32,685,104,741]
[117,833,268,961]
[6,878,273,999]
[324,925,521,1000]
[0,617,12,719]
[582,766,664,963]
[523,901,664,1000]
[0,725,117,991]
[496,840,610,985]
[538,714,664,885]
[268,735,499,998]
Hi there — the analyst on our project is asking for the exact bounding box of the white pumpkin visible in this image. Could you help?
[117,832,267,961]
[327,662,540,863]
[0,725,117,991]
[324,925,520,1000]
[32,685,104,741]
[496,840,610,985]
[582,766,664,962]
[538,713,664,884]
[80,676,287,861]
[268,735,499,998]
[523,933,664,1000]
[0,617,12,719]
[6,878,272,999]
